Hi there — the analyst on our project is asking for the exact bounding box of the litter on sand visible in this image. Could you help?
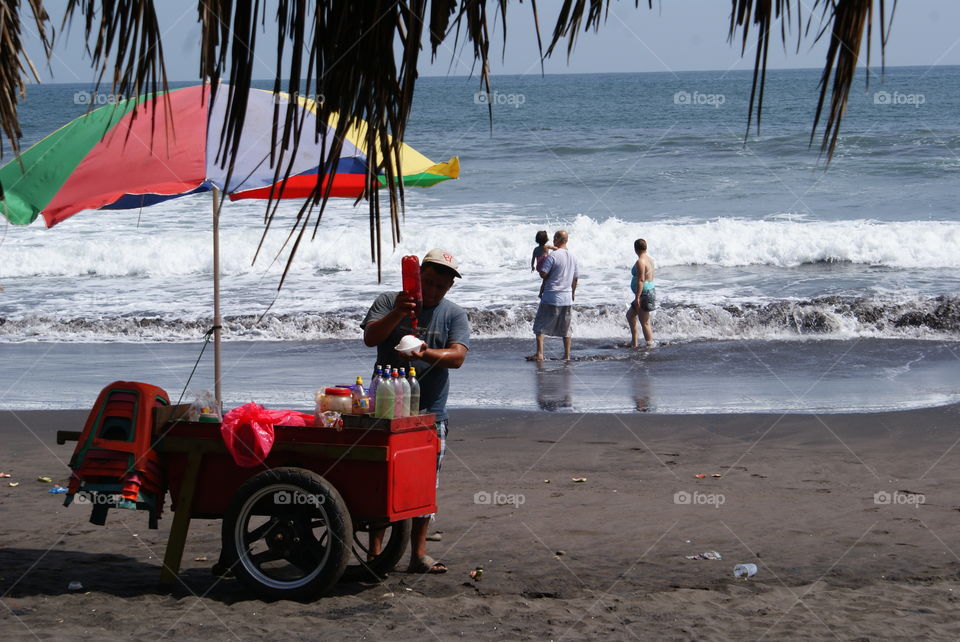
[0,473,10,478]
[37,476,53,483]
[712,473,723,478]
[571,477,587,483]
[48,485,68,494]
[686,551,722,561]
[694,474,707,479]
[8,482,20,487]
[469,567,483,581]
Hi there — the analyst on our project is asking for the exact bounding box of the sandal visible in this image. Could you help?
[407,555,447,574]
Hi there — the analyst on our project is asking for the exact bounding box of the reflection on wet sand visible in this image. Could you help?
[535,361,574,411]
[632,367,654,412]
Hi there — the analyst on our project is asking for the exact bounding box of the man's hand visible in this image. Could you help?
[410,343,468,369]
[393,290,418,316]
[363,291,417,347]
[407,341,429,360]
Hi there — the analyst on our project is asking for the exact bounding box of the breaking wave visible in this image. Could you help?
[3,216,960,280]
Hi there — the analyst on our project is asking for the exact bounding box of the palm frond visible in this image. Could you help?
[729,0,891,162]
[63,0,168,107]
[0,0,52,181]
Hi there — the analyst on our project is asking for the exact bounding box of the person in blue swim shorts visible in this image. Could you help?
[627,238,656,348]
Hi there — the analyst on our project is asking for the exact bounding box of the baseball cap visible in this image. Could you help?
[422,248,462,278]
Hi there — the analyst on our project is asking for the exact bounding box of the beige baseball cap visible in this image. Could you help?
[422,248,462,278]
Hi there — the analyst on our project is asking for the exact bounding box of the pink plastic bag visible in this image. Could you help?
[220,403,311,467]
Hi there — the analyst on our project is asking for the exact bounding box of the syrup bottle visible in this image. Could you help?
[402,255,422,329]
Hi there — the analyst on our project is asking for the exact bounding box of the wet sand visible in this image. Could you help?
[2,405,960,639]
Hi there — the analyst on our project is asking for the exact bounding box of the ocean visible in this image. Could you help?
[1,67,959,413]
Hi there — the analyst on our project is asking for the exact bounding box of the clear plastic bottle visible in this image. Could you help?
[397,367,411,418]
[389,368,404,418]
[408,367,421,417]
[375,369,396,419]
[368,365,383,414]
[352,376,371,414]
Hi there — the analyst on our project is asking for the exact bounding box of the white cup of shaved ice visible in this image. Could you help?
[395,334,426,357]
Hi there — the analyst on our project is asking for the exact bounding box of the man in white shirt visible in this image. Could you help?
[532,229,578,360]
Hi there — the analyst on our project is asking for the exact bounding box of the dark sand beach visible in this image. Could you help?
[3,404,960,639]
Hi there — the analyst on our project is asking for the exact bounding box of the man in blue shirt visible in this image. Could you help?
[533,230,578,360]
[361,248,470,574]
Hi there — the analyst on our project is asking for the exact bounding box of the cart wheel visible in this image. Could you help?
[342,519,412,581]
[220,467,352,600]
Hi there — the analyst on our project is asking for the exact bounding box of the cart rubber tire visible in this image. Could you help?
[342,519,412,581]
[220,467,352,600]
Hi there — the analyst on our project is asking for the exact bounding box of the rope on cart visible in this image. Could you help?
[174,325,222,408]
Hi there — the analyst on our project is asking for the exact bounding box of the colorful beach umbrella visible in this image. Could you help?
[0,84,458,227]
[0,84,459,402]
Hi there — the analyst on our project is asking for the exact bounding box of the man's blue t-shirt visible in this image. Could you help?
[360,292,470,421]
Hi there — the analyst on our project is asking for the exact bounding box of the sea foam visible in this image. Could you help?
[4,214,960,279]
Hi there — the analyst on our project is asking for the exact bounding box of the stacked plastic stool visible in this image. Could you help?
[64,381,170,529]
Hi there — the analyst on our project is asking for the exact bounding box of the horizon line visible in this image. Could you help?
[24,63,959,86]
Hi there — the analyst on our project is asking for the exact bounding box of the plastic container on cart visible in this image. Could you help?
[397,368,411,418]
[352,377,371,414]
[408,367,421,416]
[369,365,384,414]
[375,372,396,419]
[320,387,353,414]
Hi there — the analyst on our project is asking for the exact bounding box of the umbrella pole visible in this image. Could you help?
[212,187,223,408]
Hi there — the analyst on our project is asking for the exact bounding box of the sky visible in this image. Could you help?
[21,1,960,84]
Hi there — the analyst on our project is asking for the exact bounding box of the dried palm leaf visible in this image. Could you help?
[0,0,51,196]
[729,0,893,162]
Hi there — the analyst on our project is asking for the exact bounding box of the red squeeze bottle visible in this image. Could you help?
[401,255,423,328]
